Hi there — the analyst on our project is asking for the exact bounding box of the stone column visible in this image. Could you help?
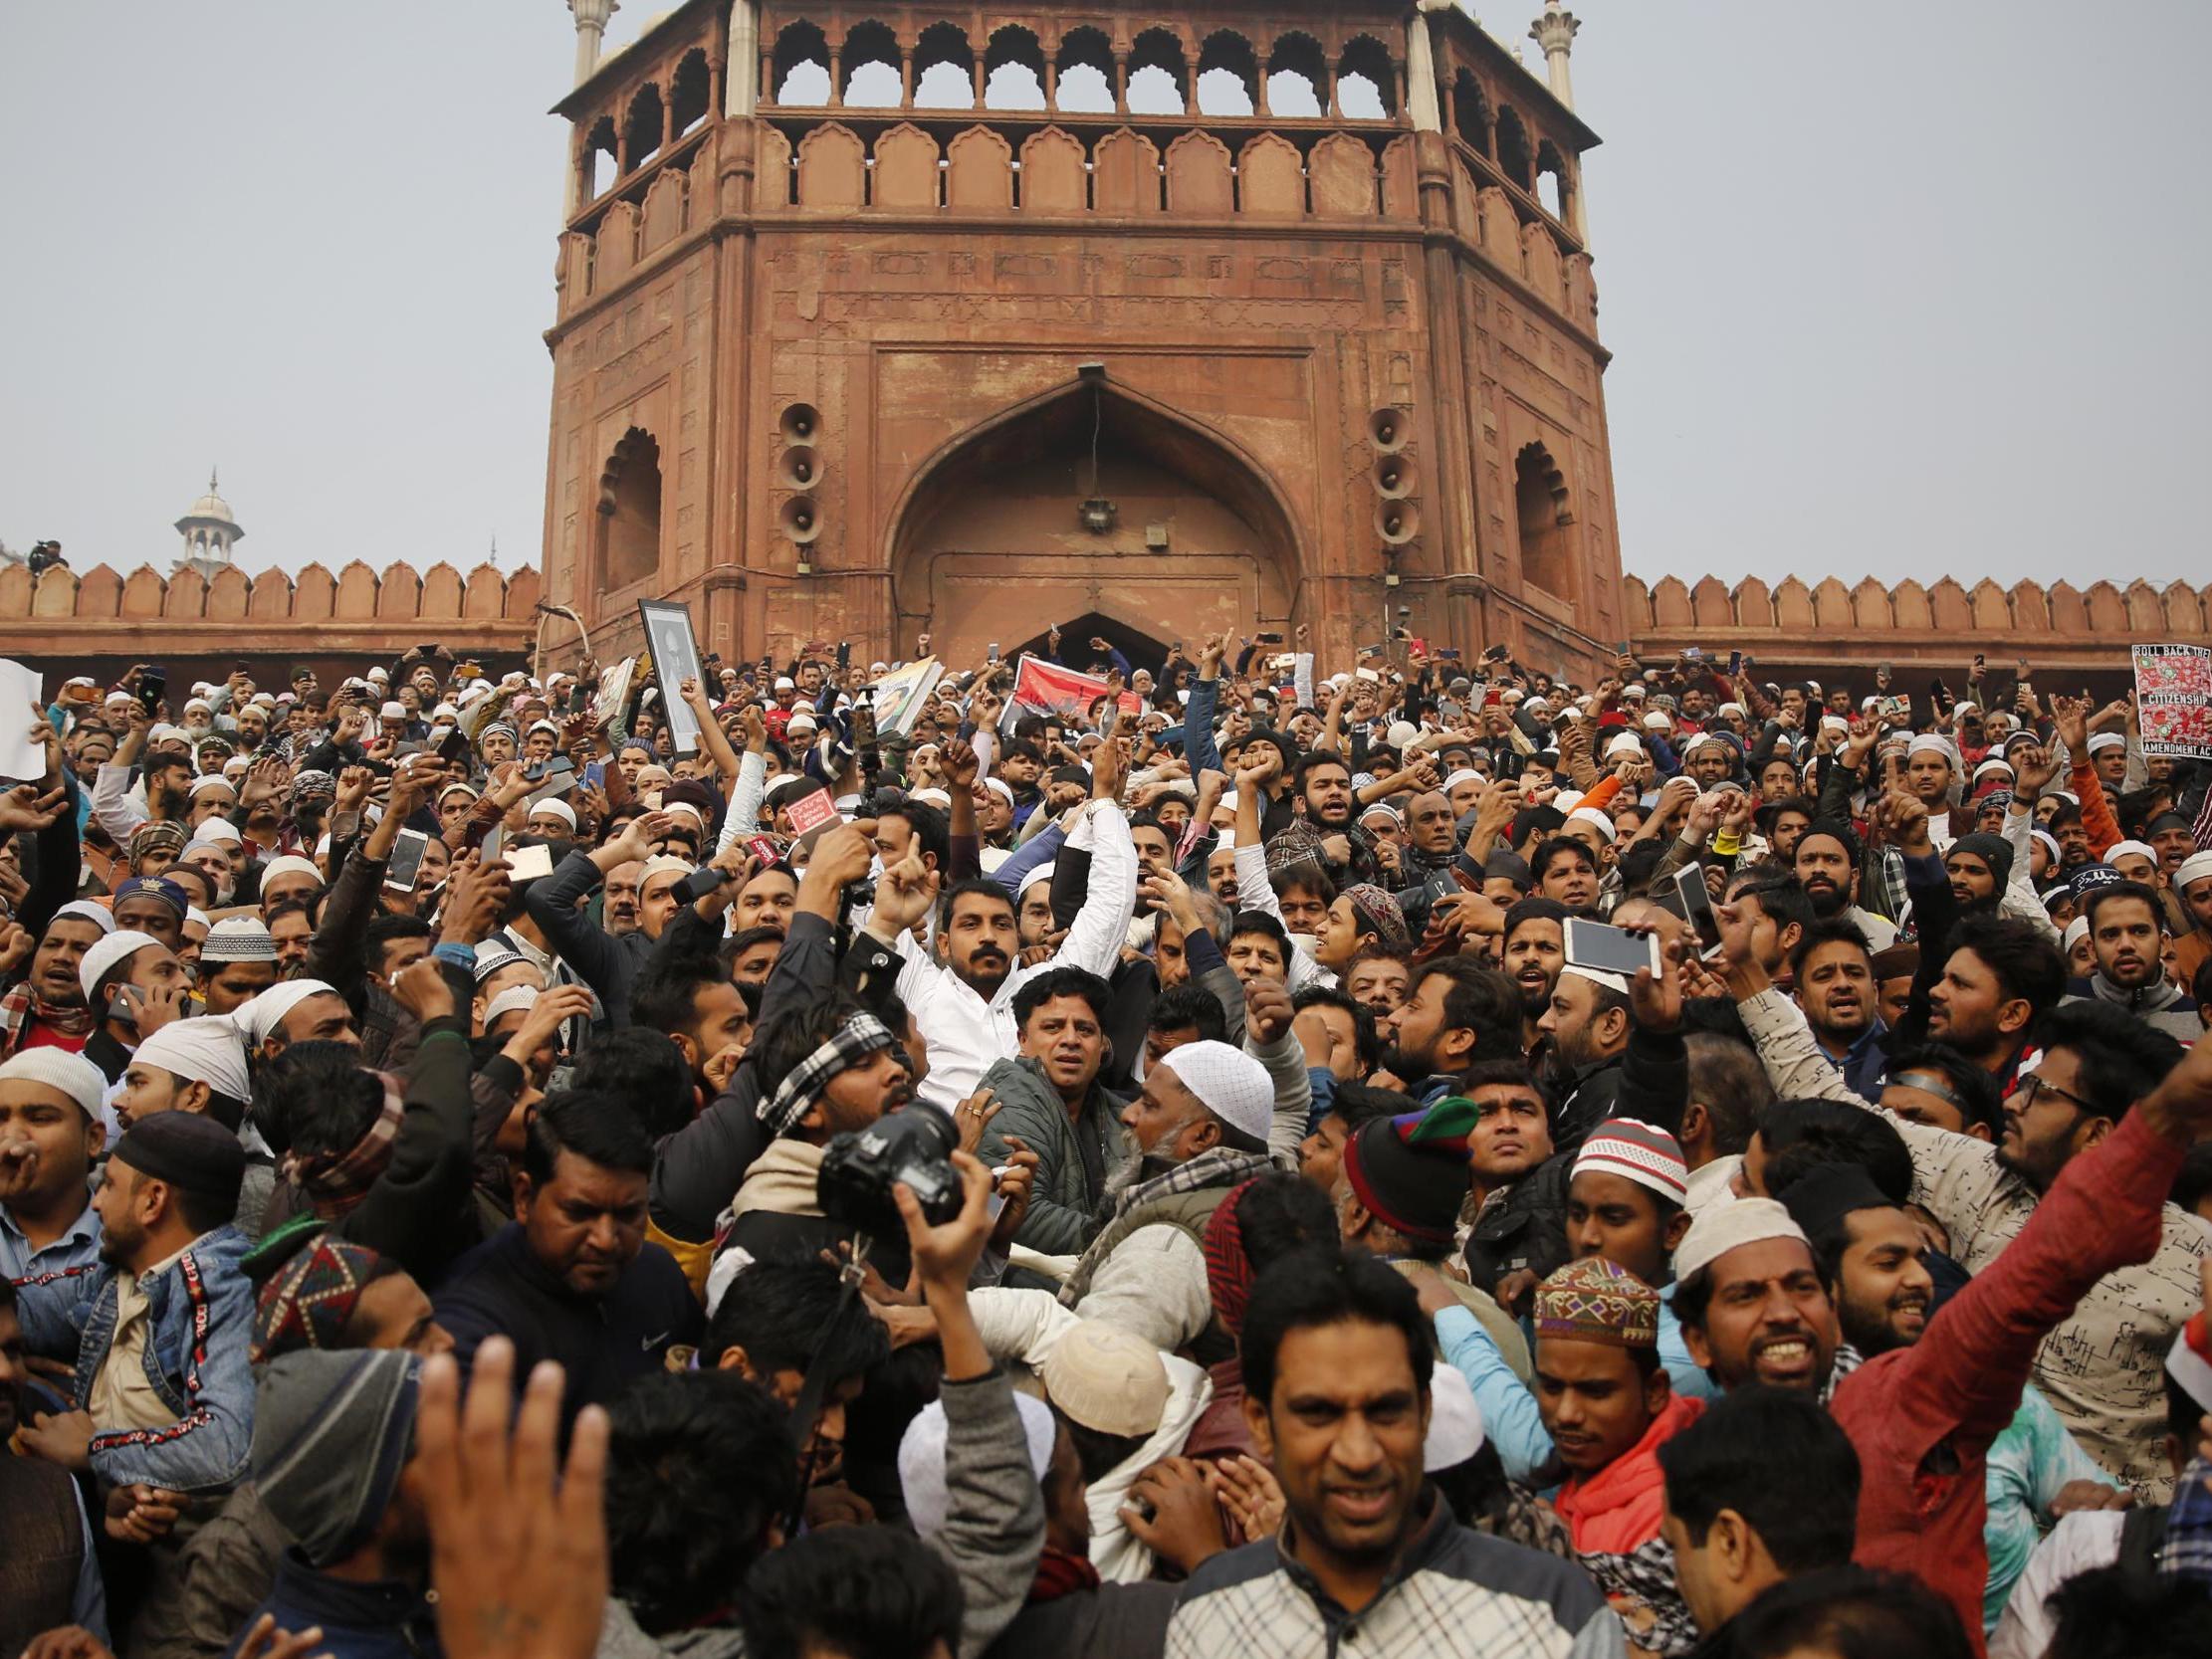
[1530,3,1580,108]
[827,47,843,105]
[725,1,756,116]
[1406,2,1444,133]
[568,0,618,87]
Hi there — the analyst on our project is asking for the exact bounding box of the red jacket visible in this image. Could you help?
[1831,1109,2185,1652]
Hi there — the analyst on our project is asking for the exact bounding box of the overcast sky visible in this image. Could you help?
[2,2,2205,593]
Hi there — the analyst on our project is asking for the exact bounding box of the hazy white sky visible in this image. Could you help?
[2,2,2205,592]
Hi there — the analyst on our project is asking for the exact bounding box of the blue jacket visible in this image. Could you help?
[13,1225,257,1495]
[231,1554,439,1659]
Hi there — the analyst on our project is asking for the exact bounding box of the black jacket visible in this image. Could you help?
[432,1223,700,1433]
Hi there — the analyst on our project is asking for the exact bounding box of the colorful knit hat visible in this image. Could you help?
[1342,884,1411,953]
[1341,1111,1471,1248]
[1534,1258,1659,1349]
[1570,1120,1688,1207]
[252,1230,387,1363]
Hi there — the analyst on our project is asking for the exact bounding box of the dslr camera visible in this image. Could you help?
[817,1107,963,1243]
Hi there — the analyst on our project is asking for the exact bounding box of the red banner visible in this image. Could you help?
[1004,657,1141,726]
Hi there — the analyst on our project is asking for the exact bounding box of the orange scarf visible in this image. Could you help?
[1552,1391,1704,1556]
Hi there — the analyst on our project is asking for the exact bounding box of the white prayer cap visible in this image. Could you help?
[1155,1040,1272,1143]
[1424,1363,1486,1471]
[2086,731,2125,754]
[484,985,541,1026]
[528,796,578,829]
[899,1391,1057,1540]
[80,931,162,1001]
[1567,806,1619,842]
[134,1014,252,1101]
[0,1049,107,1118]
[1673,1196,1810,1285]
[233,979,341,1046]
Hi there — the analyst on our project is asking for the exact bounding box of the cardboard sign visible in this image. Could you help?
[638,599,707,755]
[2133,643,2212,759]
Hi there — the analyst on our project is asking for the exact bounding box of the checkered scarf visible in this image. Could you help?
[757,1012,895,1140]
[282,1071,405,1219]
[0,978,94,1058]
[1575,1538,1700,1655]
[251,1230,385,1362]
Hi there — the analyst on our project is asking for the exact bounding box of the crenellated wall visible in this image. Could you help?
[0,558,541,693]
[1622,571,2211,685]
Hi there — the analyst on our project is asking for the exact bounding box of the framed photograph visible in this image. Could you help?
[638,599,706,755]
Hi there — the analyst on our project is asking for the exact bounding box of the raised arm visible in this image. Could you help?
[1046,746,1138,979]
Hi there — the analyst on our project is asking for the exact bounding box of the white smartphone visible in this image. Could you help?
[1563,917,1661,979]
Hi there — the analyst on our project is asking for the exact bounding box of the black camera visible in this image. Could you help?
[816,1107,962,1243]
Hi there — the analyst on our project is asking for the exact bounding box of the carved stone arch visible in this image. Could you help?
[34,566,81,618]
[1811,577,1853,632]
[1890,579,1931,631]
[1237,131,1304,217]
[758,125,795,207]
[1196,30,1259,117]
[1335,34,1397,118]
[1651,576,1692,628]
[1927,578,1971,632]
[872,123,941,210]
[840,19,904,107]
[1734,576,1775,629]
[1494,105,1533,190]
[622,82,665,170]
[1018,126,1086,213]
[1851,577,1894,631]
[334,560,379,620]
[293,564,335,621]
[2047,581,2089,635]
[796,123,865,211]
[1774,576,1816,629]
[2007,580,2051,632]
[247,570,292,621]
[640,166,689,254]
[1092,128,1162,213]
[670,48,713,137]
[1053,27,1115,114]
[1380,135,1418,219]
[1534,139,1572,223]
[505,566,543,618]
[76,564,122,618]
[421,561,466,617]
[2124,579,2164,633]
[1128,27,1190,113]
[1514,441,1575,601]
[206,564,251,620]
[1689,576,1734,629]
[912,21,976,108]
[463,563,506,620]
[2161,581,2205,636]
[120,565,167,619]
[1620,574,1655,632]
[1264,31,1328,117]
[378,561,423,618]
[772,20,831,105]
[2084,581,2125,633]
[1477,187,1519,268]
[1520,223,1563,308]
[946,124,1012,211]
[1969,578,2012,632]
[1449,162,1481,242]
[597,427,664,592]
[884,374,1307,661]
[1451,69,1491,154]
[595,201,640,285]
[1164,129,1233,216]
[1308,132,1376,217]
[982,25,1047,109]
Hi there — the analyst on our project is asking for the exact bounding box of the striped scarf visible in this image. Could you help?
[1201,1177,1262,1341]
[0,979,95,1058]
[757,1013,895,1140]
[282,1072,405,1219]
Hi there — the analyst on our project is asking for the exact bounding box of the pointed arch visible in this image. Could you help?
[597,427,664,592]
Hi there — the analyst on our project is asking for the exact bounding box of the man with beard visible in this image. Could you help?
[10,1113,254,1499]
[1789,919,1887,1100]
[1165,1249,1620,1659]
[1942,831,2014,915]
[1791,820,1898,951]
[870,744,1138,1112]
[1052,1029,1300,1357]
[1902,735,1961,848]
[1536,964,1636,1153]
[1378,959,1521,1104]
[1500,897,1568,1053]
[601,857,642,936]
[1772,1163,2126,1632]
[1274,751,1386,893]
[2063,881,2199,1041]
[1727,930,2209,1499]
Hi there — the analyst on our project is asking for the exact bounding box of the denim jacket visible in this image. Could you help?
[13,1225,256,1495]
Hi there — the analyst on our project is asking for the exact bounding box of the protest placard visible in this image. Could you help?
[2132,643,2212,759]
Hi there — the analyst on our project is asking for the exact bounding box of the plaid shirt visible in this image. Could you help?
[1168,1491,1625,1658]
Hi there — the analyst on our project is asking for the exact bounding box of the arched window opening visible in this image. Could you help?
[584,115,618,198]
[1536,140,1571,222]
[1264,33,1326,117]
[1515,442,1574,599]
[984,26,1047,110]
[1336,36,1396,119]
[670,50,712,137]
[913,22,975,108]
[1495,106,1533,191]
[1128,29,1188,115]
[1451,70,1490,154]
[773,21,830,104]
[841,21,902,108]
[1195,32,1257,117]
[599,429,663,592]
[1054,28,1115,112]
[622,84,665,169]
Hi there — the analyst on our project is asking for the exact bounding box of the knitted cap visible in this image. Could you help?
[1155,1039,1273,1144]
[1947,831,2014,889]
[201,917,279,963]
[1534,1258,1659,1348]
[252,1233,387,1364]
[1342,1112,1474,1247]
[111,1112,246,1206]
[252,1349,419,1566]
[899,1390,1057,1539]
[0,1048,107,1118]
[1570,1120,1688,1206]
[1342,884,1411,953]
[1038,1320,1171,1438]
[1673,1197,1810,1285]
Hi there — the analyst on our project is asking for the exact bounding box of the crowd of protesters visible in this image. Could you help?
[1,625,2209,1659]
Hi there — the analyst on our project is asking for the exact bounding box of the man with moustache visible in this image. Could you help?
[1500,897,1569,1054]
[2061,880,2199,1042]
[1791,820,1898,951]
[1788,919,1887,1100]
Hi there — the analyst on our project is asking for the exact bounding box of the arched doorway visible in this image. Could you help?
[887,376,1302,665]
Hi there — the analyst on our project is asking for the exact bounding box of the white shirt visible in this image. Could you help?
[892,800,1137,1111]
[1989,1510,2123,1658]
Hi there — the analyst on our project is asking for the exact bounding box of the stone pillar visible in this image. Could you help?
[1406,3,1443,133]
[901,54,914,106]
[1044,60,1057,108]
[1530,3,1580,108]
[568,0,618,87]
[726,1,757,116]
[972,59,986,105]
[827,47,842,105]
[1113,52,1128,113]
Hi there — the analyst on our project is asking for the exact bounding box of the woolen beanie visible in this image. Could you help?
[0,1048,107,1118]
[1947,831,2014,890]
[1571,1120,1688,1207]
[1341,1113,1471,1248]
[111,1112,246,1210]
[1038,1320,1171,1439]
[252,1348,419,1566]
[1155,1040,1273,1144]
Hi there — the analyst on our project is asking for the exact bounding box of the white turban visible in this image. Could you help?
[133,1014,252,1102]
